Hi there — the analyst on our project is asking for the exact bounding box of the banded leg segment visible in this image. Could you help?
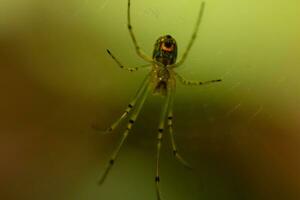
[170,2,206,68]
[99,84,151,185]
[175,72,222,86]
[155,87,172,200]
[98,74,151,134]
[106,49,151,72]
[127,0,153,63]
[167,86,192,168]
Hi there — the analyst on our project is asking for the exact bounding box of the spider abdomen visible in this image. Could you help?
[152,35,178,66]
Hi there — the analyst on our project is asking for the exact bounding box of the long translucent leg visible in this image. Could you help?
[127,0,153,63]
[170,2,206,68]
[99,84,150,185]
[94,74,151,134]
[167,86,192,169]
[155,88,172,200]
[175,72,222,86]
[106,49,151,72]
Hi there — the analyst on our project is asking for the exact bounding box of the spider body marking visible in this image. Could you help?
[96,1,222,200]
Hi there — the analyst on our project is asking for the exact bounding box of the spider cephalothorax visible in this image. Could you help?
[153,35,178,66]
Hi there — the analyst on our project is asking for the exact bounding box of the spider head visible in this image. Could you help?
[152,35,177,66]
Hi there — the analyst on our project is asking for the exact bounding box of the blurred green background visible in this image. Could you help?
[1,0,300,199]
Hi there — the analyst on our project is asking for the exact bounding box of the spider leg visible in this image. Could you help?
[99,83,151,185]
[167,84,192,169]
[106,49,151,72]
[175,72,222,86]
[93,74,151,134]
[155,85,172,200]
[169,2,206,68]
[127,0,153,63]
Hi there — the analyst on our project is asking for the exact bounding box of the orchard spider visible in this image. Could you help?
[97,0,221,199]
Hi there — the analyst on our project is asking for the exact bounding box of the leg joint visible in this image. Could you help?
[173,150,177,155]
[155,176,160,182]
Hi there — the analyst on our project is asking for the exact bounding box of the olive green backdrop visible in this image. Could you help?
[1,0,300,200]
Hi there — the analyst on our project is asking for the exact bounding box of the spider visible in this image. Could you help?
[97,0,221,199]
